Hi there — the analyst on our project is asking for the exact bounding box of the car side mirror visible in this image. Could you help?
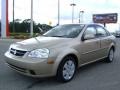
[81,35,85,41]
[81,34,95,41]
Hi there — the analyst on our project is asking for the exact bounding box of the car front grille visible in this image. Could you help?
[10,48,27,56]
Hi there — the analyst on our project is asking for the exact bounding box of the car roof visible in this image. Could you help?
[61,23,102,26]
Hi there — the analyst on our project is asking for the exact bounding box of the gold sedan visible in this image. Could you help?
[5,24,116,82]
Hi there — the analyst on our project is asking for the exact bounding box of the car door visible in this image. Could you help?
[95,25,112,58]
[79,25,101,65]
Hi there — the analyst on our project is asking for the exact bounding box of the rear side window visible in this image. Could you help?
[96,26,109,37]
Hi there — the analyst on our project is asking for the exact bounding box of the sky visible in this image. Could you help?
[0,0,120,32]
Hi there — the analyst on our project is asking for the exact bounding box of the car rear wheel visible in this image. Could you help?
[56,56,76,82]
[106,48,114,63]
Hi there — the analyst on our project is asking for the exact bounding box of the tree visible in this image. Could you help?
[9,19,53,34]
[41,24,52,33]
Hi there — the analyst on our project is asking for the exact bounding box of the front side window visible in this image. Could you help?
[43,24,85,38]
[84,27,97,39]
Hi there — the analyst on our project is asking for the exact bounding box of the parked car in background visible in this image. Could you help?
[4,24,116,82]
[115,31,120,37]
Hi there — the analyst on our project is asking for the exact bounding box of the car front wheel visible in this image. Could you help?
[56,56,77,82]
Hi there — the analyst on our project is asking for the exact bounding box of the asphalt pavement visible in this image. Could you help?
[0,38,120,90]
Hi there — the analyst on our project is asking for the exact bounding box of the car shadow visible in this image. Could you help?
[19,60,106,88]
[8,57,118,90]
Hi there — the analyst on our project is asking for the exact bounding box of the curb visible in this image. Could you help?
[0,38,22,42]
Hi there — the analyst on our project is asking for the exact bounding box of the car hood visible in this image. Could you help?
[12,36,72,51]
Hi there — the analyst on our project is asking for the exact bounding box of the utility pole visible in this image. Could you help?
[1,0,9,38]
[79,11,84,23]
[70,0,76,23]
[58,0,60,25]
[13,0,15,32]
[30,0,33,37]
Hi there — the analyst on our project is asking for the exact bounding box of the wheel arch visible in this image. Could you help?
[109,45,115,52]
[53,49,80,75]
[60,54,79,68]
[111,45,115,52]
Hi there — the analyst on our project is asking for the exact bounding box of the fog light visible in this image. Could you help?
[29,70,36,75]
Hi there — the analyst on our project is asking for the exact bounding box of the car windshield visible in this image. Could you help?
[43,24,85,38]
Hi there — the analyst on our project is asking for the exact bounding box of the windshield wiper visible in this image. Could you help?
[51,36,63,37]
[42,35,49,37]
[51,35,67,37]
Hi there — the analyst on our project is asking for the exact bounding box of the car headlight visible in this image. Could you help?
[28,48,49,58]
[8,44,13,52]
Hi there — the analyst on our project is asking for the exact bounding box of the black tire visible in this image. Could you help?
[106,48,114,63]
[56,56,77,82]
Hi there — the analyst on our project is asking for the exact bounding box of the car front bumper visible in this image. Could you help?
[4,51,56,77]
